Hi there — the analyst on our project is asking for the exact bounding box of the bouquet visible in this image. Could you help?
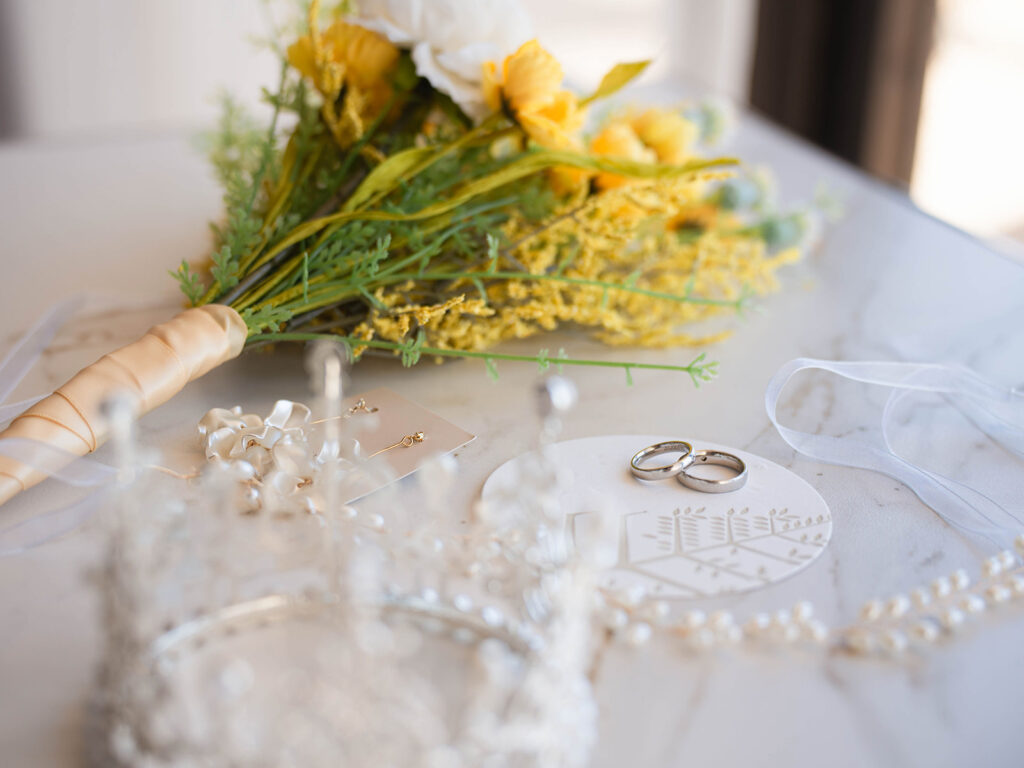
[0,0,814,505]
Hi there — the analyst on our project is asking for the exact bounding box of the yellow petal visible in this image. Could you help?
[502,40,564,114]
[337,22,399,91]
[590,121,657,189]
[482,60,503,112]
[631,108,698,165]
[549,165,591,195]
[287,36,319,82]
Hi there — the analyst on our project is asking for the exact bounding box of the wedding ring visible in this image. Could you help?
[677,449,747,493]
[630,441,694,481]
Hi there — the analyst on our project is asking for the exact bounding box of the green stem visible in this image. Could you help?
[247,331,712,376]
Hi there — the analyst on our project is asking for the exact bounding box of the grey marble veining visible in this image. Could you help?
[1,102,1024,767]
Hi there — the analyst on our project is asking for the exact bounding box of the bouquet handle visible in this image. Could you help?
[0,305,247,506]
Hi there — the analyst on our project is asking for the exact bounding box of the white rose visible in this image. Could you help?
[354,0,532,121]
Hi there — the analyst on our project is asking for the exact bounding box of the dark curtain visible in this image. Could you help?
[750,0,936,186]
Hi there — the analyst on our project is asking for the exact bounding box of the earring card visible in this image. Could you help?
[341,386,475,501]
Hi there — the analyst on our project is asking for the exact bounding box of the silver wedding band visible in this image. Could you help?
[630,441,747,493]
[677,449,747,493]
[629,440,694,481]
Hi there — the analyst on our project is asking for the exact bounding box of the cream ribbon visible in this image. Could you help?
[0,303,246,506]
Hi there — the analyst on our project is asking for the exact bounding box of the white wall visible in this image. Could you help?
[1,0,756,140]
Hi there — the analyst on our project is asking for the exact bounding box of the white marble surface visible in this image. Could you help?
[2,105,1024,768]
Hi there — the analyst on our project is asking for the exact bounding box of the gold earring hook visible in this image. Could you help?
[346,397,379,416]
[311,398,380,425]
[368,431,426,458]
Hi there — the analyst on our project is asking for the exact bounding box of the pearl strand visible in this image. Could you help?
[599,535,1024,656]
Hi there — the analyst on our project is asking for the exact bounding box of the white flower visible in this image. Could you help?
[354,0,532,121]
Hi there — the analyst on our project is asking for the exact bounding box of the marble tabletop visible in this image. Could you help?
[2,103,1024,768]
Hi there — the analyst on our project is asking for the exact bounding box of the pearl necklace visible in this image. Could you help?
[597,537,1024,655]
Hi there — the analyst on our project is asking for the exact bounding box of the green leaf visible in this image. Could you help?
[485,357,499,381]
[302,251,309,302]
[579,60,652,107]
[210,245,239,290]
[170,260,204,306]
[464,277,486,303]
[485,233,500,273]
[343,145,437,212]
[556,347,568,374]
[240,305,292,334]
[400,330,426,367]
[537,348,550,371]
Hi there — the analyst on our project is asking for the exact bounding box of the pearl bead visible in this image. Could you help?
[646,600,671,623]
[846,629,874,655]
[986,584,1011,604]
[886,595,911,618]
[481,606,504,626]
[804,620,828,644]
[950,569,970,590]
[792,601,814,623]
[618,584,647,607]
[998,550,1017,570]
[910,587,931,608]
[625,622,652,647]
[606,608,629,630]
[982,557,1003,578]
[682,610,707,629]
[860,599,883,622]
[910,621,939,644]
[453,593,473,612]
[941,607,966,631]
[1009,574,1024,596]
[931,577,953,599]
[779,623,800,643]
[881,629,908,655]
[773,609,792,627]
[721,625,742,645]
[959,594,985,615]
[709,610,734,631]
[744,613,771,637]
[688,627,715,650]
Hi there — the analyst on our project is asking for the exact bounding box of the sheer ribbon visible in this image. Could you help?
[766,358,1024,548]
[0,299,136,554]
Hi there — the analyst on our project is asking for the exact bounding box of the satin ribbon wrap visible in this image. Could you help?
[766,358,1024,548]
[0,305,247,506]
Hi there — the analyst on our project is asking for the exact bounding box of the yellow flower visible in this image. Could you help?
[484,40,585,151]
[517,91,586,149]
[588,108,699,189]
[589,121,657,189]
[492,40,563,113]
[287,21,398,108]
[631,108,698,165]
